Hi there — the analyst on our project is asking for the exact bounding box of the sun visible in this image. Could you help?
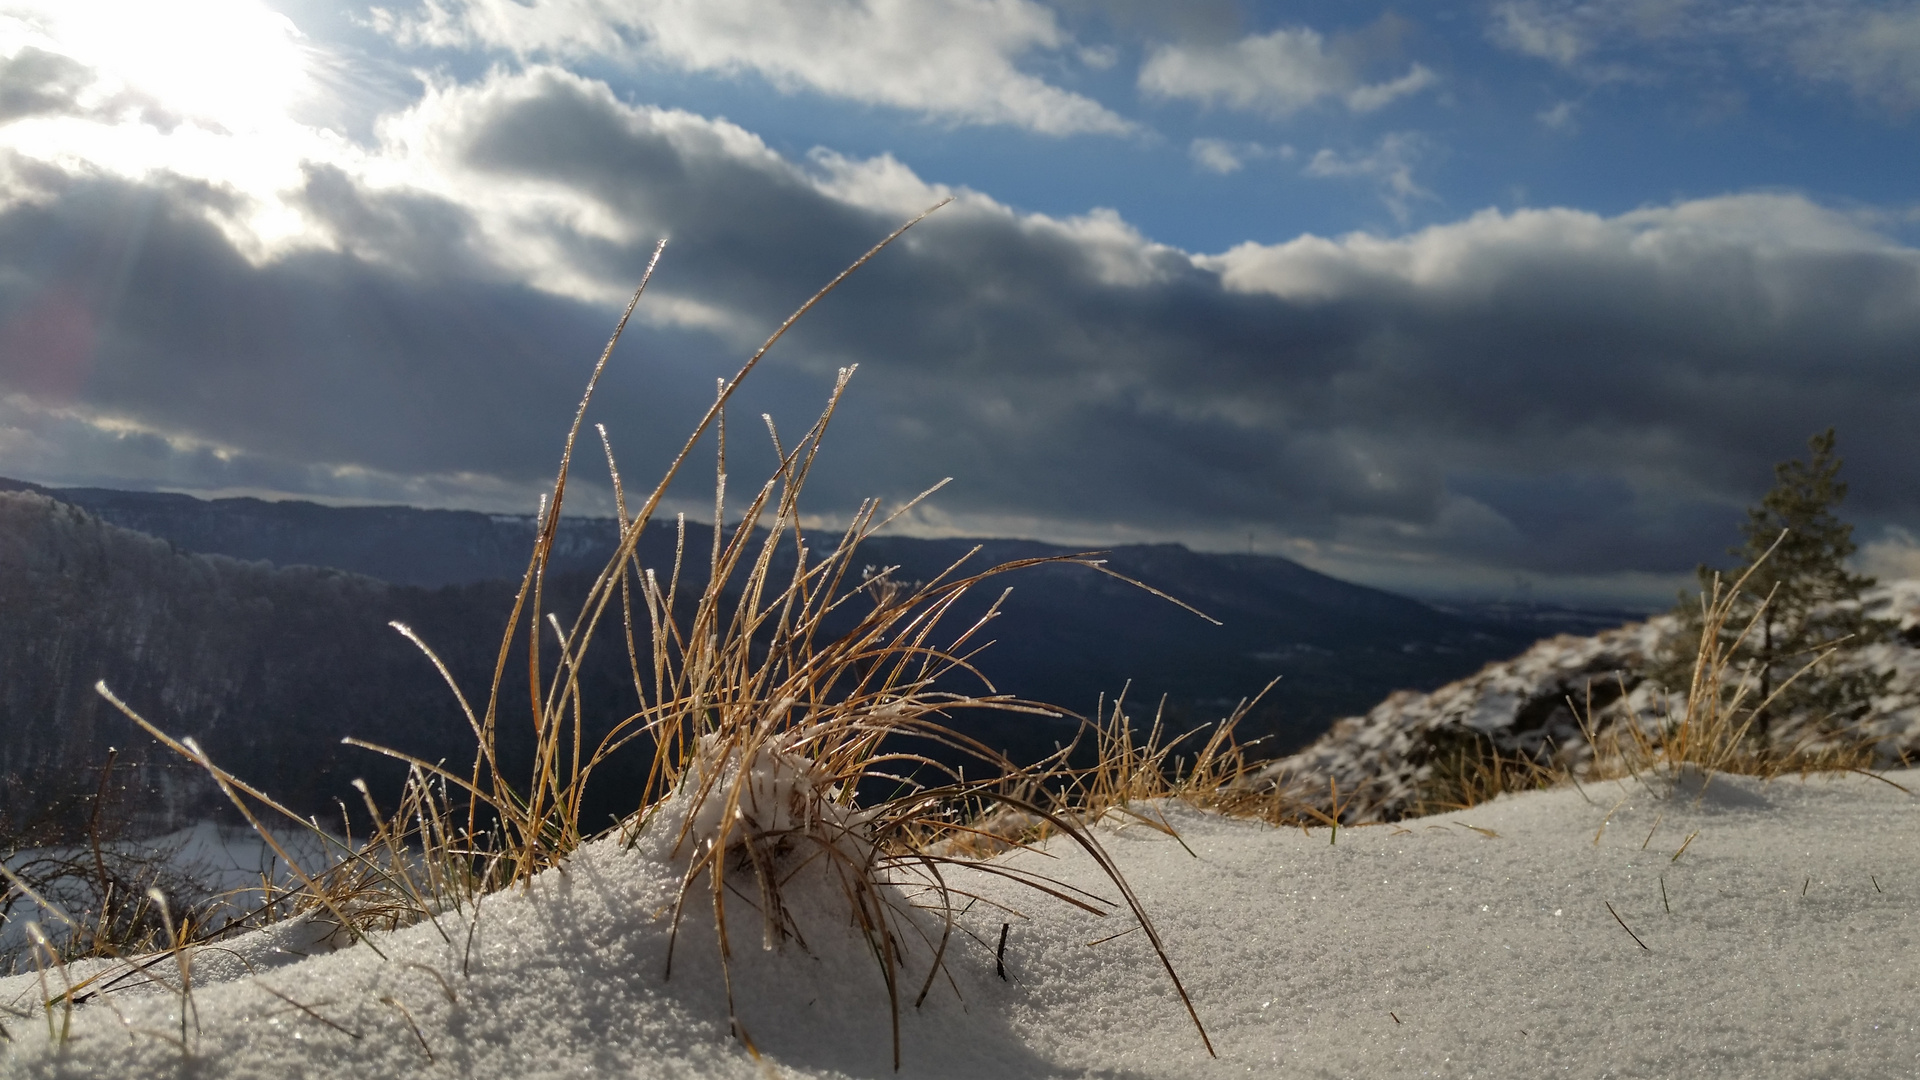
[0,0,339,257]
[4,0,313,133]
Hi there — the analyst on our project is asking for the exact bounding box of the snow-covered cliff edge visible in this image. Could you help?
[1251,581,1920,821]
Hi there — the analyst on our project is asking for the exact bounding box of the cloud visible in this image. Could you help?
[1188,137,1244,174]
[1139,24,1436,117]
[1795,6,1920,112]
[1487,1,1586,68]
[373,0,1132,135]
[1486,0,1920,114]
[1049,0,1241,41]
[1536,99,1578,130]
[1179,195,1920,573]
[0,47,93,122]
[1302,133,1433,222]
[0,0,347,265]
[1344,65,1439,113]
[2,0,314,132]
[5,60,1920,601]
[1187,137,1292,175]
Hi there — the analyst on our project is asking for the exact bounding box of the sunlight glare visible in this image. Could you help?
[8,0,312,132]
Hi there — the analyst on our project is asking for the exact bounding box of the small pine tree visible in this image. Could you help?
[1661,429,1892,741]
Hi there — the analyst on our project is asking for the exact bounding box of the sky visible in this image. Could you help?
[0,0,1918,606]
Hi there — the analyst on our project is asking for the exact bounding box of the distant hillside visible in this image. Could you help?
[0,481,1631,829]
[0,490,466,829]
[0,490,705,834]
[0,478,1598,745]
[0,477,618,587]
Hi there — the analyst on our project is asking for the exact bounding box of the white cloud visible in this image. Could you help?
[1189,137,1243,174]
[363,68,1085,308]
[1487,0,1920,113]
[374,0,1132,135]
[1796,6,1920,112]
[1536,99,1578,130]
[1198,193,1912,304]
[306,64,1192,320]
[804,146,959,218]
[1077,43,1118,71]
[1187,137,1292,175]
[1139,25,1436,117]
[1487,1,1586,68]
[1302,133,1433,222]
[1344,64,1439,112]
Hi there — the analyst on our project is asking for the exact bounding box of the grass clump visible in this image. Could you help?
[1409,727,1564,818]
[81,207,1219,1067]
[1071,683,1324,827]
[1586,554,1884,786]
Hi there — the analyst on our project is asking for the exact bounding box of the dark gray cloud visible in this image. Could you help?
[0,47,92,122]
[0,172,659,489]
[4,66,1919,603]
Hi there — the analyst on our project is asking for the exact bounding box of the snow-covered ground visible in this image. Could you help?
[8,585,1920,1077]
[4,765,1916,1077]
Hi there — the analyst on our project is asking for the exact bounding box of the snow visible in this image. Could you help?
[6,766,1917,1077]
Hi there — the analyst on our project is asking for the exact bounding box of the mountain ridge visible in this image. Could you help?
[0,479,1634,829]
[0,474,1642,638]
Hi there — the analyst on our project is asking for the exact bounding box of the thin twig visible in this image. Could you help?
[380,995,434,1063]
[1605,901,1650,951]
[1671,830,1700,863]
[256,983,363,1039]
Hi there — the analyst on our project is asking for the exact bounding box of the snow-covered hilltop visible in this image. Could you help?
[1252,580,1920,822]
